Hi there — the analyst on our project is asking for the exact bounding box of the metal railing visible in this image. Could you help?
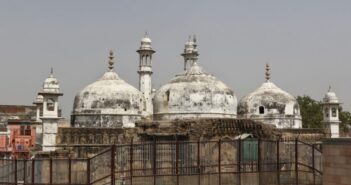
[0,139,322,185]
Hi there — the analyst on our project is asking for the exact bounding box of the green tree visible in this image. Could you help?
[297,95,351,133]
[296,96,323,128]
[339,108,351,133]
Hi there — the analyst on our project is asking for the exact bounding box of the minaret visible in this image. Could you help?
[38,68,63,151]
[322,86,341,138]
[137,33,155,116]
[181,35,199,70]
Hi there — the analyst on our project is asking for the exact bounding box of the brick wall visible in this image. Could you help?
[323,138,351,185]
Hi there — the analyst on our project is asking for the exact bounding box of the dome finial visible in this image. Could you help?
[144,31,148,37]
[49,67,54,77]
[108,49,114,71]
[328,85,332,92]
[265,63,271,82]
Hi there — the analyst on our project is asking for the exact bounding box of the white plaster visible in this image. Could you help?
[238,81,302,128]
[153,62,237,120]
[322,89,341,138]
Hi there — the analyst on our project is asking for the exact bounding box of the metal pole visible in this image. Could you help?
[176,139,179,185]
[14,158,17,185]
[130,139,133,185]
[153,139,156,185]
[31,159,35,185]
[49,158,52,185]
[277,140,280,185]
[312,144,315,185]
[258,139,261,185]
[23,160,26,184]
[111,145,115,185]
[218,140,221,185]
[68,158,71,185]
[197,140,200,185]
[295,139,298,185]
[238,139,241,185]
[87,158,90,185]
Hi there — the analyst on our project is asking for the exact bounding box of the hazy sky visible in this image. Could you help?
[1,1,351,117]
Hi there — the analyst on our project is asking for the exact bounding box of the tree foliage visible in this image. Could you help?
[297,96,323,128]
[297,95,351,133]
[339,108,351,132]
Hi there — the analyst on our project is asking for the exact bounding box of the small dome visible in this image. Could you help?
[153,62,237,120]
[238,81,301,128]
[139,32,153,50]
[33,95,44,104]
[140,36,152,50]
[141,37,152,43]
[323,87,339,104]
[42,69,60,94]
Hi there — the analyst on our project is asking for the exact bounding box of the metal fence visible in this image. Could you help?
[0,139,322,185]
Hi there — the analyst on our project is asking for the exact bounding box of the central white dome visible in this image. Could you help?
[153,62,237,120]
[73,71,144,115]
[72,51,145,128]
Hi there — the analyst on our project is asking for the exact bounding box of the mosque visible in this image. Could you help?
[30,34,340,151]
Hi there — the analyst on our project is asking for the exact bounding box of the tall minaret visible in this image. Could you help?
[137,33,155,116]
[181,35,199,70]
[322,86,341,138]
[39,68,63,151]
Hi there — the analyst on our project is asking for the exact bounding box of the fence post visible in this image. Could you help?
[295,139,298,185]
[312,144,315,185]
[23,159,26,184]
[277,140,280,185]
[130,139,133,185]
[111,145,115,185]
[258,139,261,185]
[68,157,71,185]
[197,140,200,185]
[153,138,156,185]
[87,158,90,185]
[31,159,35,185]
[238,139,241,185]
[50,158,52,185]
[218,139,221,185]
[14,158,17,185]
[176,139,179,185]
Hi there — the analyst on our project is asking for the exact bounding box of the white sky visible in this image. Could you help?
[0,0,350,117]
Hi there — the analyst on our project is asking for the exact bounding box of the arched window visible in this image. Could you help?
[47,99,55,111]
[332,108,337,117]
[259,106,265,114]
[325,108,329,117]
[166,90,170,102]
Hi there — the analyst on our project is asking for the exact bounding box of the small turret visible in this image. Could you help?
[322,86,341,138]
